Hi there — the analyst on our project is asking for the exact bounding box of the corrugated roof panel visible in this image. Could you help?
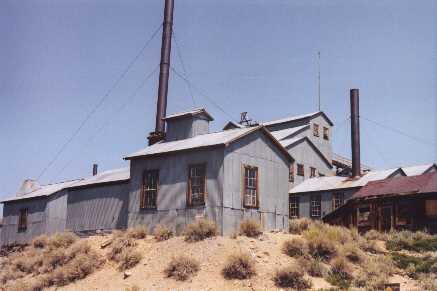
[271,125,308,141]
[163,108,214,121]
[71,167,130,188]
[263,112,319,126]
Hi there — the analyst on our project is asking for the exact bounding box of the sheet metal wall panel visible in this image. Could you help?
[223,131,290,234]
[66,183,129,232]
[128,147,224,233]
[45,191,68,235]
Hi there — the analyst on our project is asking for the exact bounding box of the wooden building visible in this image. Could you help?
[323,171,437,233]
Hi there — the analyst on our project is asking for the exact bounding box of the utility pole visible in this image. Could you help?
[148,0,174,146]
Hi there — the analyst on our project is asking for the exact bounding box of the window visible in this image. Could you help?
[18,208,28,231]
[289,162,295,182]
[313,123,319,137]
[243,165,258,208]
[289,195,299,218]
[188,164,206,206]
[297,164,304,176]
[310,195,321,218]
[357,205,371,226]
[332,192,344,210]
[310,167,316,178]
[140,170,159,209]
[397,201,412,225]
[323,127,329,140]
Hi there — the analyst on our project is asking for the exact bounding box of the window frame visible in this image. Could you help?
[18,208,28,232]
[187,163,207,207]
[297,163,305,176]
[313,123,320,137]
[289,194,299,219]
[332,192,344,210]
[310,167,316,178]
[310,194,322,218]
[242,165,259,209]
[323,126,329,140]
[140,169,159,210]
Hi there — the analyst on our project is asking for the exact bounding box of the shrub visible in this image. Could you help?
[273,265,312,289]
[386,230,437,252]
[108,236,137,261]
[304,234,337,261]
[154,225,173,241]
[126,225,148,239]
[342,243,365,264]
[307,259,326,277]
[222,252,256,279]
[364,229,388,241]
[164,255,200,281]
[184,219,217,242]
[289,218,312,234]
[117,249,143,271]
[49,232,78,249]
[32,235,49,249]
[391,252,437,278]
[282,238,308,258]
[327,256,352,289]
[239,219,262,238]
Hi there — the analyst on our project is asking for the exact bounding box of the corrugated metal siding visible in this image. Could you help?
[128,147,224,234]
[45,191,68,235]
[67,183,129,232]
[1,198,47,245]
[166,116,210,141]
[223,131,290,235]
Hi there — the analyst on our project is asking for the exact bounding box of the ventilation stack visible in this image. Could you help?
[350,88,361,178]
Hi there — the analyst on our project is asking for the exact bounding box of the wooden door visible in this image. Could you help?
[381,205,393,232]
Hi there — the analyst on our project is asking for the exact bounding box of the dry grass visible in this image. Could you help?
[107,235,137,261]
[297,257,327,277]
[364,229,388,241]
[386,230,437,252]
[164,255,200,281]
[341,243,365,264]
[117,249,143,271]
[222,252,256,280]
[48,232,78,249]
[288,218,312,234]
[153,224,173,241]
[126,225,148,240]
[239,219,262,238]
[273,265,312,289]
[184,219,217,242]
[31,234,49,249]
[353,256,393,290]
[107,231,142,271]
[326,256,353,289]
[282,237,308,258]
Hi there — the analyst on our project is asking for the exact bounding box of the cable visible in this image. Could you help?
[172,31,196,106]
[53,64,160,181]
[37,23,163,180]
[170,66,238,123]
[362,116,436,147]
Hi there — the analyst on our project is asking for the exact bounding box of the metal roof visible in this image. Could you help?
[290,167,403,193]
[332,153,373,171]
[401,163,436,176]
[270,125,309,141]
[353,171,437,199]
[163,108,214,121]
[1,167,130,203]
[263,111,334,127]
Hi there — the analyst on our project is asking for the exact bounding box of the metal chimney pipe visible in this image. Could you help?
[350,89,361,178]
[148,0,174,146]
[92,164,98,176]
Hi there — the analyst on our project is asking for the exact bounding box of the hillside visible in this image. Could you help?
[1,220,436,291]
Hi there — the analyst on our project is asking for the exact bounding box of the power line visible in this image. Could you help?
[170,66,238,123]
[53,64,160,181]
[172,31,196,106]
[361,116,436,147]
[37,23,163,180]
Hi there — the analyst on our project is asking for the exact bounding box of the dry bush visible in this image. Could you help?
[273,265,312,289]
[184,219,217,242]
[354,256,393,289]
[303,227,337,261]
[282,238,308,258]
[364,229,388,241]
[418,273,437,291]
[297,257,327,277]
[288,218,312,234]
[32,235,49,249]
[358,237,384,254]
[222,252,256,280]
[342,243,365,264]
[107,236,137,261]
[229,232,238,239]
[117,249,143,271]
[164,255,200,281]
[126,225,148,239]
[49,232,78,249]
[125,285,142,291]
[153,224,173,241]
[386,230,437,252]
[239,219,262,238]
[327,256,353,289]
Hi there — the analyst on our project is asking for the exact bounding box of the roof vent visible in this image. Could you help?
[164,108,214,141]
[16,179,41,197]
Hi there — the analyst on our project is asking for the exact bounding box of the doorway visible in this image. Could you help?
[381,205,393,232]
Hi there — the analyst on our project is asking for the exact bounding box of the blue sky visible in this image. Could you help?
[0,0,436,215]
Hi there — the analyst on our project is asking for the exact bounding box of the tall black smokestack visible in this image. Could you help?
[350,89,361,178]
[148,0,174,146]
[92,164,98,176]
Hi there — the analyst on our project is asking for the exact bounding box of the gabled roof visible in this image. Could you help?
[332,153,373,171]
[290,167,405,193]
[270,125,309,141]
[163,108,214,121]
[353,171,437,200]
[280,136,332,168]
[223,121,246,130]
[1,167,130,203]
[125,126,293,162]
[263,111,334,127]
[401,163,436,176]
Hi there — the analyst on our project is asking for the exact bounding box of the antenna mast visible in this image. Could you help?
[317,51,321,111]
